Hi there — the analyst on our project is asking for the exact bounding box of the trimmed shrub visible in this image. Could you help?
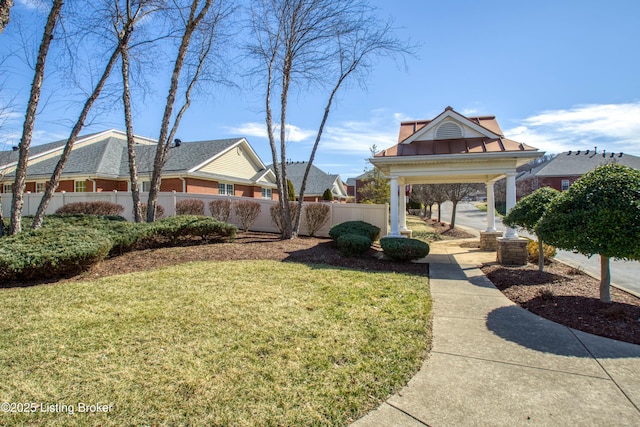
[329,220,380,242]
[381,237,430,262]
[55,201,124,216]
[209,198,231,222]
[304,203,330,237]
[322,188,334,201]
[526,238,556,265]
[234,200,261,232]
[40,214,151,255]
[176,199,205,216]
[270,202,299,233]
[336,233,372,257]
[140,203,165,220]
[150,215,236,244]
[0,226,112,281]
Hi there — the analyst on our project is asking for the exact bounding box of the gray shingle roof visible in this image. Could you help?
[268,161,346,197]
[3,133,244,178]
[534,150,640,177]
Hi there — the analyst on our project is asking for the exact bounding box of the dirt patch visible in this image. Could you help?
[482,262,640,345]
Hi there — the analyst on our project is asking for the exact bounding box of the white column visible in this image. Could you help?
[389,176,400,236]
[504,173,518,239]
[399,180,408,231]
[485,181,497,232]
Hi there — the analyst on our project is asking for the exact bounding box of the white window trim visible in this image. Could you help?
[262,188,272,199]
[75,180,87,193]
[36,182,46,193]
[561,179,570,191]
[218,182,234,196]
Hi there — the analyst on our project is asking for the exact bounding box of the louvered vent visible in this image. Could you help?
[435,122,463,139]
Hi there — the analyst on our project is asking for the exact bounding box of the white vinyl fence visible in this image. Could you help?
[1,191,389,237]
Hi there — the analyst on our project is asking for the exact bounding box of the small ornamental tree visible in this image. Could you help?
[234,200,262,232]
[536,164,640,303]
[322,188,334,201]
[287,179,296,201]
[503,187,560,271]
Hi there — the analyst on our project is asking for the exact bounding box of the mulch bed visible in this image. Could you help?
[482,262,640,345]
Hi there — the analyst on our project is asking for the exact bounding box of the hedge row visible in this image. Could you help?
[0,215,237,282]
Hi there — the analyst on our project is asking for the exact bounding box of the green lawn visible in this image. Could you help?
[405,215,443,242]
[0,260,431,426]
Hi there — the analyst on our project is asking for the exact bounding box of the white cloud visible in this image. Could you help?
[227,122,314,143]
[506,102,640,155]
[17,0,48,11]
[320,111,400,155]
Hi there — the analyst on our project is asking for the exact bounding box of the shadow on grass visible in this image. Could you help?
[283,240,429,277]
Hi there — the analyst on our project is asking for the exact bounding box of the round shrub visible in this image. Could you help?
[336,233,372,257]
[329,220,380,242]
[150,215,236,244]
[381,237,430,262]
[55,201,124,216]
[0,226,112,281]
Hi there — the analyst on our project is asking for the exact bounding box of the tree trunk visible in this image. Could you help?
[9,0,63,235]
[0,0,13,34]
[600,255,611,303]
[32,45,122,230]
[147,0,212,223]
[450,200,458,229]
[436,202,442,222]
[120,37,142,222]
[538,237,545,271]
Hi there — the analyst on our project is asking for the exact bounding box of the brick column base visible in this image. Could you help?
[480,231,503,251]
[497,238,528,265]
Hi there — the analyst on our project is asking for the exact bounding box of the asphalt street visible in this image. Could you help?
[432,201,640,297]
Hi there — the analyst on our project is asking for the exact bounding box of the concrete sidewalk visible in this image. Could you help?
[352,240,640,426]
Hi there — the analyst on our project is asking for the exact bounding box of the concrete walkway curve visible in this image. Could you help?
[352,240,640,427]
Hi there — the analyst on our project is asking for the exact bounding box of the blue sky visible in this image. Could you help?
[2,0,640,180]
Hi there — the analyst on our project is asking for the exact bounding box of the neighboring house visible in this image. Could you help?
[268,161,348,202]
[346,170,377,203]
[0,129,278,199]
[516,149,640,197]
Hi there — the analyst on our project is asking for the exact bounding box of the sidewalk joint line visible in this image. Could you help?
[432,350,612,381]
[568,328,640,414]
[384,402,431,426]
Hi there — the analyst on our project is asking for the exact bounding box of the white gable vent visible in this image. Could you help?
[435,122,463,139]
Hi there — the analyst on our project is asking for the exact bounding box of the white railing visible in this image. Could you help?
[0,191,389,237]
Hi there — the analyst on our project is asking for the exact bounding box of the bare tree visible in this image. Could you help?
[443,183,482,229]
[146,0,230,222]
[249,0,411,238]
[9,0,64,235]
[116,0,163,222]
[0,0,12,34]
[411,184,436,219]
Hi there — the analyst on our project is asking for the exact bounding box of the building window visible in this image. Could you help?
[75,181,87,192]
[218,183,234,196]
[2,183,12,193]
[137,181,151,192]
[36,182,46,193]
[262,188,272,199]
[561,179,570,191]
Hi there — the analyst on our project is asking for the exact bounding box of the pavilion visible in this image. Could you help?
[370,107,544,262]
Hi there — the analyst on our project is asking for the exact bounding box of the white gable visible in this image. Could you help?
[402,109,500,144]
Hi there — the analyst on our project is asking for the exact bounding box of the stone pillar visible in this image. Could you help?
[504,173,518,239]
[389,176,400,236]
[497,237,528,265]
[485,181,496,232]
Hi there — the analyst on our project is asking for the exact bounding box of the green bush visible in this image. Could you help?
[41,214,151,255]
[150,215,236,243]
[336,233,372,257]
[55,201,124,216]
[0,226,112,282]
[329,221,380,242]
[381,237,430,262]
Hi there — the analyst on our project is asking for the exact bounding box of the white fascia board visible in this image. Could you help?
[401,110,501,144]
[186,171,277,188]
